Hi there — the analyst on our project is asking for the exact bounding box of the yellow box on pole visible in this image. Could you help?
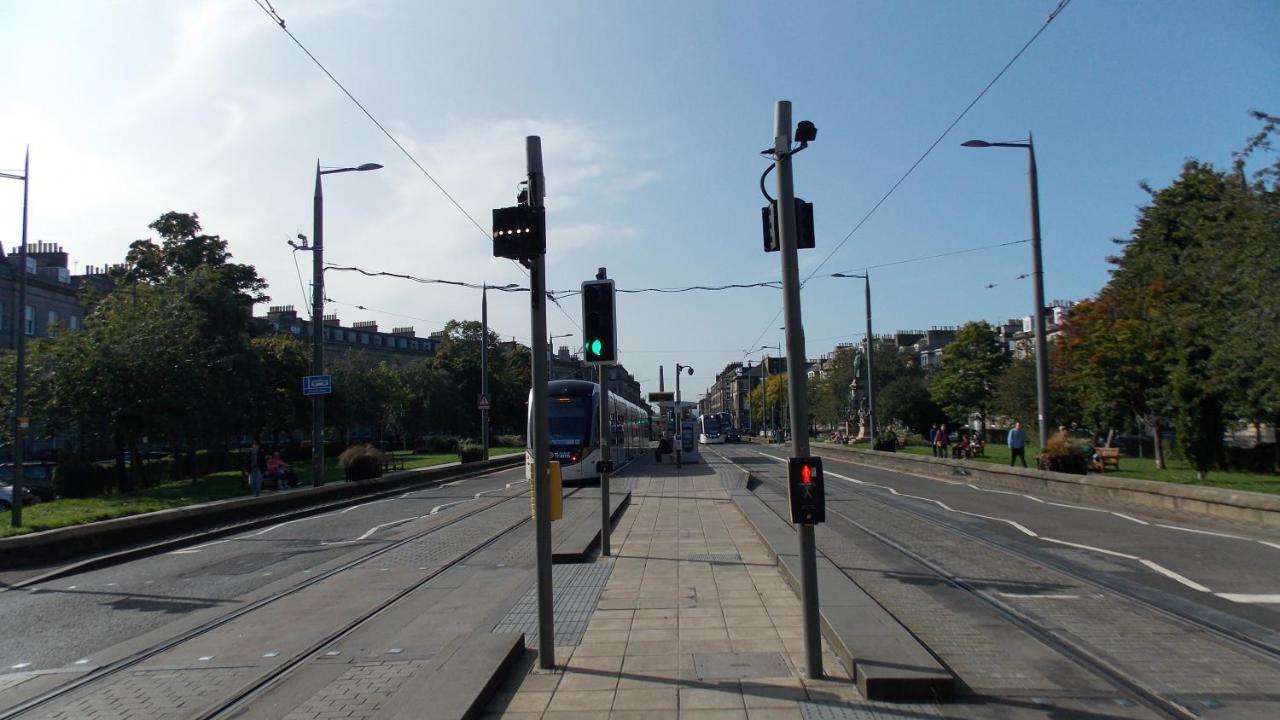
[529,460,563,522]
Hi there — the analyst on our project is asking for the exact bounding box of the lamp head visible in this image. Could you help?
[356,163,383,171]
[961,140,991,148]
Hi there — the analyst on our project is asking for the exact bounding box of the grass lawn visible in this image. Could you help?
[0,447,527,539]
[893,443,1280,495]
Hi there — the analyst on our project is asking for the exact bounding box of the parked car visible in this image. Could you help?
[0,483,40,510]
[0,462,57,502]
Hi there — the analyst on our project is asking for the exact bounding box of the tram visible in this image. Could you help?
[698,413,725,445]
[526,380,650,484]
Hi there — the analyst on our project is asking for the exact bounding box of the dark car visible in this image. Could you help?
[725,426,741,443]
[0,462,58,502]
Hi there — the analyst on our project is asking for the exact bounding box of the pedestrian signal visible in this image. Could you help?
[787,456,825,524]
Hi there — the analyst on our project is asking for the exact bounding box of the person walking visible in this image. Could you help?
[246,442,264,497]
[932,424,949,459]
[1008,422,1028,467]
[267,451,288,491]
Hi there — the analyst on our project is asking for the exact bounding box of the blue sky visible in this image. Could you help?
[1,0,1276,401]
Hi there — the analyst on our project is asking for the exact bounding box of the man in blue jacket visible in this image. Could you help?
[1008,422,1027,467]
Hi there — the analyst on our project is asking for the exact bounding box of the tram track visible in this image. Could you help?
[713,447,1280,719]
[0,483,560,720]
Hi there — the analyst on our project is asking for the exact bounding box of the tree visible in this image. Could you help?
[877,374,946,436]
[991,354,1040,434]
[928,321,1009,429]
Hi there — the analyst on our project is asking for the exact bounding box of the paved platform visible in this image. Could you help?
[483,457,946,719]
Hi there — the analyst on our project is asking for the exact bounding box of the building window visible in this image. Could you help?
[345,331,355,342]
[68,315,79,330]
[47,310,60,336]
[24,305,35,336]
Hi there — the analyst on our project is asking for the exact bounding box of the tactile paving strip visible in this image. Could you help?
[799,699,942,720]
[492,560,614,647]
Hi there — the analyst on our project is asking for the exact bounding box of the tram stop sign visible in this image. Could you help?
[787,456,825,524]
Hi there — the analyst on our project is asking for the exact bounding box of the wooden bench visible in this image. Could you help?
[382,457,406,474]
[1094,447,1120,473]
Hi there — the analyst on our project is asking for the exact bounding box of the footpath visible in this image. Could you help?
[481,455,941,719]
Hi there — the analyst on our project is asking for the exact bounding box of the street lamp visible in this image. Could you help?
[746,344,781,437]
[481,283,519,460]
[311,160,382,487]
[1,148,29,528]
[963,135,1050,448]
[674,364,693,467]
[832,272,875,444]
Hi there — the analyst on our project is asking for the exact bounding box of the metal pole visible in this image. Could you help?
[864,274,875,444]
[527,136,555,669]
[675,367,682,469]
[774,100,822,679]
[1027,134,1051,450]
[481,285,489,460]
[598,364,611,556]
[312,162,325,487]
[11,148,29,528]
[763,354,770,437]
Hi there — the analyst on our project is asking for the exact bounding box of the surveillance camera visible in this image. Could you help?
[297,233,307,241]
[795,120,817,143]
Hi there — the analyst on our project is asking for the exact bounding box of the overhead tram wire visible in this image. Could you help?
[737,0,1072,363]
[247,0,570,329]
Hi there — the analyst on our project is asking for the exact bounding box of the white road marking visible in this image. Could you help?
[474,489,502,498]
[754,449,1254,600]
[1138,559,1212,592]
[170,538,234,554]
[353,517,417,541]
[444,480,467,487]
[506,480,530,489]
[74,659,89,665]
[997,592,1080,600]
[1154,523,1249,540]
[198,656,214,661]
[1213,593,1280,604]
[1109,513,1150,526]
[431,501,465,514]
[263,651,278,658]
[10,663,29,670]
[1261,541,1280,551]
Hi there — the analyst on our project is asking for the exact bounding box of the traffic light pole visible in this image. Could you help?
[481,285,490,460]
[598,364,611,557]
[312,163,326,487]
[527,136,555,670]
[773,100,822,679]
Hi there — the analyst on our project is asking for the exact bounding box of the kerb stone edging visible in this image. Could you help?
[811,442,1280,529]
[0,454,524,569]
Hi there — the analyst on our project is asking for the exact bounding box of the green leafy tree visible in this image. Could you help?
[877,374,946,437]
[928,321,1009,428]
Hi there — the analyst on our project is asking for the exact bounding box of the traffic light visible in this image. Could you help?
[492,205,545,261]
[581,279,617,364]
[761,199,816,253]
[787,456,825,524]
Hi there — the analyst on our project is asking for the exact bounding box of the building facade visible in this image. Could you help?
[0,242,87,350]
[257,305,439,364]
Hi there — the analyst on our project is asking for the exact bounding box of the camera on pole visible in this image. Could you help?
[581,279,617,365]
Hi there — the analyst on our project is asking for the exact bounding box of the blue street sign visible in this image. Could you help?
[303,375,333,395]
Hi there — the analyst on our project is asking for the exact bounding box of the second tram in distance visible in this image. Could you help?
[698,413,725,444]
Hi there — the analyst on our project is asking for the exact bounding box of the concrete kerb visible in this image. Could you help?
[0,453,524,577]
[716,476,955,701]
[813,442,1280,529]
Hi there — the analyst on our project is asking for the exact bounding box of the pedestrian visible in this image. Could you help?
[933,424,949,458]
[1008,422,1027,467]
[927,424,937,448]
[267,451,288,491]
[246,442,264,497]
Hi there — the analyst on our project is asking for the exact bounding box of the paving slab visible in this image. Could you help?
[552,486,633,563]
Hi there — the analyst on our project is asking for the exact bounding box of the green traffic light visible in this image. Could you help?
[589,338,603,356]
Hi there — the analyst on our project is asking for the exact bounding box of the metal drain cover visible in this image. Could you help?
[693,652,789,680]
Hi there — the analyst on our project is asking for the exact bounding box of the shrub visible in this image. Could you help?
[415,435,458,454]
[494,435,525,449]
[1038,431,1090,474]
[53,461,115,498]
[338,444,385,481]
[459,441,483,455]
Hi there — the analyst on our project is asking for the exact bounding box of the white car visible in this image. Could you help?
[0,483,39,510]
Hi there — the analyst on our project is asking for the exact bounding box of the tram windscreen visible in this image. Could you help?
[702,415,721,434]
[549,396,592,446]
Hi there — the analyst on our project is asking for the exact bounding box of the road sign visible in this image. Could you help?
[787,456,825,524]
[17,416,28,429]
[648,391,675,403]
[478,393,491,411]
[303,375,333,395]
